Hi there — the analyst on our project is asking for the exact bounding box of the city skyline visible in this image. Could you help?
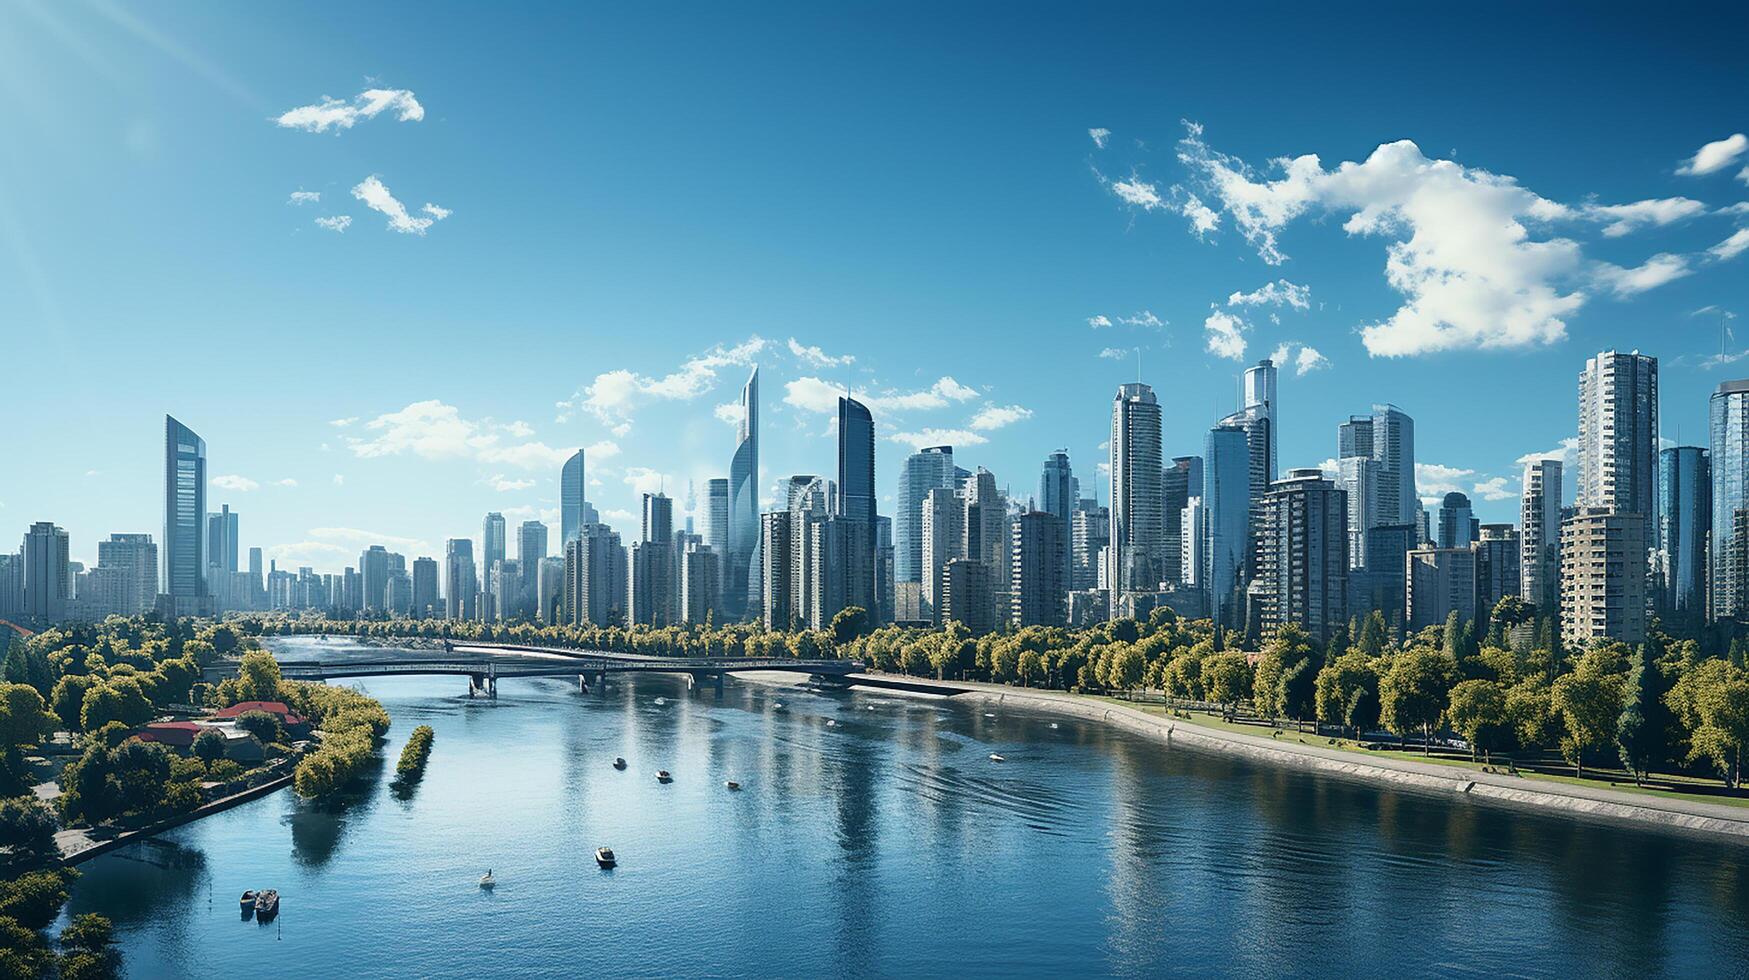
[4,4,1748,576]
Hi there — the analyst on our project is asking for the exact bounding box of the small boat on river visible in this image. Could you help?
[254,889,280,918]
[989,754,1006,763]
[595,847,616,868]
[479,870,496,889]
[656,770,673,783]
[613,757,627,770]
[239,889,256,910]
[725,780,741,791]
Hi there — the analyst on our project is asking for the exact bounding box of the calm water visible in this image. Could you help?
[63,638,1749,978]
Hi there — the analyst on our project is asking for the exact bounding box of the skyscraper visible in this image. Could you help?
[445,538,476,620]
[1436,492,1478,550]
[1521,458,1563,613]
[163,415,207,609]
[564,524,626,627]
[1040,451,1076,589]
[1711,380,1749,622]
[412,556,440,618]
[206,503,238,575]
[838,395,875,532]
[727,367,760,620]
[359,545,393,613]
[561,449,588,546]
[921,486,964,617]
[518,520,548,617]
[1474,524,1521,618]
[1656,446,1709,623]
[1578,350,1659,555]
[1203,423,1251,627]
[1162,455,1202,585]
[705,478,730,558]
[1561,508,1648,646]
[481,513,507,620]
[1370,405,1418,526]
[1256,470,1348,641]
[1109,383,1164,606]
[96,533,158,616]
[1011,510,1067,627]
[1241,358,1278,481]
[896,446,956,584]
[23,522,69,623]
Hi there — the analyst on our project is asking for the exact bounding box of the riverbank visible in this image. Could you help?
[56,768,295,865]
[845,673,1749,843]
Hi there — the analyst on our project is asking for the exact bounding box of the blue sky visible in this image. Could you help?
[3,2,1747,571]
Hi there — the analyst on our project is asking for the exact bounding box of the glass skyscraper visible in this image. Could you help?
[561,449,587,546]
[1203,423,1251,627]
[1657,446,1709,622]
[896,446,956,583]
[726,367,760,619]
[1710,379,1749,621]
[163,415,207,606]
[1109,383,1164,603]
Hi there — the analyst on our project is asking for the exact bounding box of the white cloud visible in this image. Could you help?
[601,508,636,524]
[275,478,298,488]
[275,87,424,133]
[488,474,536,492]
[421,203,451,220]
[1709,227,1749,262]
[1516,437,1578,467]
[1089,127,1111,149]
[785,376,980,415]
[328,417,358,428]
[968,404,1032,431]
[211,474,259,492]
[1110,175,1163,209]
[1583,197,1708,237]
[1294,345,1328,375]
[1415,463,1475,495]
[1594,253,1692,296]
[786,337,854,368]
[1472,476,1515,501]
[1102,169,1219,236]
[1203,308,1249,361]
[1676,134,1748,177]
[585,440,621,460]
[1098,347,1131,360]
[1227,279,1311,309]
[345,400,572,470]
[622,467,671,496]
[888,428,988,451]
[1117,310,1165,328]
[1316,458,1339,477]
[288,190,320,205]
[1087,315,1113,329]
[352,175,449,235]
[314,215,351,233]
[713,401,741,425]
[1177,123,1593,357]
[557,337,765,427]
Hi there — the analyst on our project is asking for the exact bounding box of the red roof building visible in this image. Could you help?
[212,701,308,727]
[133,721,203,748]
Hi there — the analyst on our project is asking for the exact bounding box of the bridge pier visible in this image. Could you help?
[468,663,498,699]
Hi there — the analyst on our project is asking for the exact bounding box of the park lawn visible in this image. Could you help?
[1084,694,1749,811]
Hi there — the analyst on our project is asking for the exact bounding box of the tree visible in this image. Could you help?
[50,675,97,733]
[109,740,172,815]
[0,796,59,873]
[192,728,228,764]
[79,680,152,732]
[1107,644,1144,696]
[1253,624,1321,724]
[0,869,73,930]
[1379,650,1456,753]
[58,914,121,980]
[1200,652,1252,710]
[0,683,58,755]
[1315,652,1380,739]
[1668,658,1749,788]
[1550,669,1624,778]
[1616,641,1671,784]
[232,710,282,744]
[828,606,870,647]
[1446,680,1510,762]
[0,915,50,979]
[233,649,283,703]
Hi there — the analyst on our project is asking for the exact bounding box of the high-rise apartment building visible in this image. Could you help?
[921,486,964,618]
[206,503,239,575]
[1011,511,1067,628]
[481,512,507,618]
[95,533,157,617]
[1473,524,1521,618]
[1203,423,1251,627]
[23,522,69,623]
[896,446,956,586]
[411,557,439,618]
[1710,379,1749,622]
[1560,507,1648,646]
[564,524,626,627]
[1578,350,1659,557]
[1405,547,1477,631]
[1256,470,1347,641]
[1109,383,1164,605]
[1520,459,1563,614]
[1436,492,1478,550]
[1162,456,1201,585]
[445,538,477,620]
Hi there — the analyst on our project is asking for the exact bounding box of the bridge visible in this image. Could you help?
[213,641,862,698]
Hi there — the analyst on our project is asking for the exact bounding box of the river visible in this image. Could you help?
[62,637,1749,977]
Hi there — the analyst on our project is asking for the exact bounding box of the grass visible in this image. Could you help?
[1083,694,1749,812]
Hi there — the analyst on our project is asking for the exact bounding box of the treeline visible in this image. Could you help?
[396,726,434,781]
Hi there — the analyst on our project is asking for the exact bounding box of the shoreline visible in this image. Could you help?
[57,771,295,866]
[844,673,1749,844]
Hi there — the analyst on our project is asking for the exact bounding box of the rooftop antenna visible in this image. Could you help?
[1136,347,1142,384]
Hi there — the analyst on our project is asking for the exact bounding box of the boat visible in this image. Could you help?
[479,870,496,889]
[826,719,837,727]
[612,757,627,770]
[653,697,667,705]
[725,780,741,791]
[239,890,257,909]
[1049,722,1059,729]
[989,753,1006,762]
[656,770,672,783]
[254,889,279,918]
[595,847,616,868]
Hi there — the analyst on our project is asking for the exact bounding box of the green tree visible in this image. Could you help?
[1550,669,1624,778]
[58,914,121,980]
[109,740,172,815]
[1446,679,1511,762]
[0,868,74,929]
[79,680,152,732]
[1379,649,1456,753]
[191,728,228,764]
[50,675,97,733]
[1200,652,1252,710]
[0,796,59,873]
[233,649,283,703]
[828,606,870,647]
[1667,658,1749,788]
[232,710,281,744]
[1314,652,1380,739]
[1253,624,1321,724]
[0,683,58,756]
[1616,641,1672,784]
[1107,644,1144,697]
[0,914,50,979]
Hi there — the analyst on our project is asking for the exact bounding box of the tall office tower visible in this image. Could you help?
[0,552,21,619]
[482,512,507,617]
[1241,358,1279,480]
[1203,423,1252,627]
[536,555,565,623]
[1011,511,1067,628]
[1337,415,1378,567]
[642,493,674,544]
[1039,452,1076,528]
[838,395,878,615]
[939,558,997,635]
[1109,383,1165,608]
[705,478,730,558]
[1256,470,1348,642]
[921,486,965,618]
[1353,523,1417,622]
[1656,446,1710,623]
[205,504,239,575]
[1560,508,1648,646]
[163,415,207,610]
[385,570,413,616]
[1180,498,1205,588]
[518,520,549,616]
[95,533,157,616]
[1473,524,1521,617]
[1161,456,1202,585]
[726,366,760,619]
[1520,458,1563,614]
[896,446,956,584]
[564,524,626,627]
[411,557,439,618]
[1578,350,1659,557]
[493,559,522,621]
[1711,379,1749,621]
[1369,405,1418,527]
[630,493,677,626]
[874,514,894,624]
[339,567,361,615]
[1405,547,1478,630]
[1418,509,1433,546]
[801,516,871,630]
[760,511,794,629]
[680,543,721,625]
[23,522,69,623]
[445,538,477,620]
[1070,504,1109,592]
[1436,492,1478,550]
[358,546,392,613]
[963,469,1007,581]
[561,449,588,546]
[247,547,264,606]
